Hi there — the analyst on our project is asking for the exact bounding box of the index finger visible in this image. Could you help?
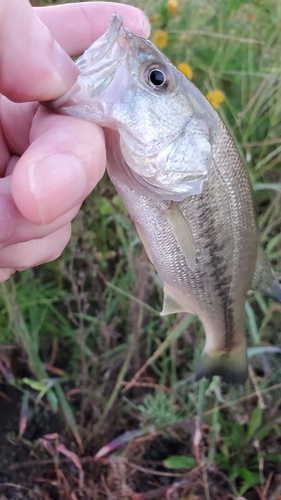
[35,2,150,57]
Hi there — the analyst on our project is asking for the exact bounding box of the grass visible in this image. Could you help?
[2,0,281,498]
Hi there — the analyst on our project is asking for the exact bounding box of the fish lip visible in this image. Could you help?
[47,13,128,110]
[75,13,126,73]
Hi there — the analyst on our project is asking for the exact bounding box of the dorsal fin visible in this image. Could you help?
[251,244,281,302]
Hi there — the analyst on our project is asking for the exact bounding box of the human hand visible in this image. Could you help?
[0,0,150,282]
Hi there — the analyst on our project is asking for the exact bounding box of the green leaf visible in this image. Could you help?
[55,384,82,452]
[99,198,114,216]
[112,194,125,211]
[163,455,197,469]
[238,468,260,496]
[247,404,262,440]
[247,346,281,357]
[263,453,281,462]
[266,234,281,256]
[245,302,259,343]
[254,182,281,192]
[255,423,281,442]
[22,377,46,391]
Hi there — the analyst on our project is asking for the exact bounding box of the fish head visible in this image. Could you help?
[49,14,217,201]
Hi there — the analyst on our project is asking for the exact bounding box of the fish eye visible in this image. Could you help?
[145,64,170,90]
[149,69,165,86]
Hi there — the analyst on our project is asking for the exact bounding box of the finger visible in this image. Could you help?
[0,224,71,272]
[11,108,106,224]
[0,1,149,103]
[35,2,150,56]
[0,268,16,283]
[0,0,78,102]
[0,175,80,247]
[0,97,38,161]
[5,155,19,177]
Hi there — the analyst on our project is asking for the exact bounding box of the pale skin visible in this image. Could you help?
[0,0,150,282]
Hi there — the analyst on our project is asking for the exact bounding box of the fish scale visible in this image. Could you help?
[105,126,256,383]
[48,14,281,384]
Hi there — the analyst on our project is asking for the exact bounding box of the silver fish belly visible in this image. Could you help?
[48,14,281,385]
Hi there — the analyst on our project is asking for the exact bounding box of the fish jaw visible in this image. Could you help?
[48,13,130,124]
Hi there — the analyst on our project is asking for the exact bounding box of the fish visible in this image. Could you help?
[48,14,281,385]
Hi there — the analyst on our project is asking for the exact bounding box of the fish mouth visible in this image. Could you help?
[48,13,129,109]
[76,13,126,74]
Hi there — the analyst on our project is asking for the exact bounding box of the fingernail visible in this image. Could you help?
[28,154,87,224]
[52,41,80,89]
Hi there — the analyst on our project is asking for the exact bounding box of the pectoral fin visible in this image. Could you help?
[251,244,281,302]
[165,202,196,270]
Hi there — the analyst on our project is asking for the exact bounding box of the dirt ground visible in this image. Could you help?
[1,382,280,500]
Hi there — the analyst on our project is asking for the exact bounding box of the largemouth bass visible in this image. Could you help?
[49,14,281,384]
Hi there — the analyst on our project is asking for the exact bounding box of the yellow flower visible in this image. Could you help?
[206,89,225,109]
[177,62,193,80]
[151,30,168,50]
[168,0,178,17]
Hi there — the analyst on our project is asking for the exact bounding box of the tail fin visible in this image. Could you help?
[194,344,248,385]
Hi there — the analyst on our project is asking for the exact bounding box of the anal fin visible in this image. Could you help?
[161,290,187,316]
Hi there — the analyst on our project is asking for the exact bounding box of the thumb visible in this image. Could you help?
[0,0,78,102]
